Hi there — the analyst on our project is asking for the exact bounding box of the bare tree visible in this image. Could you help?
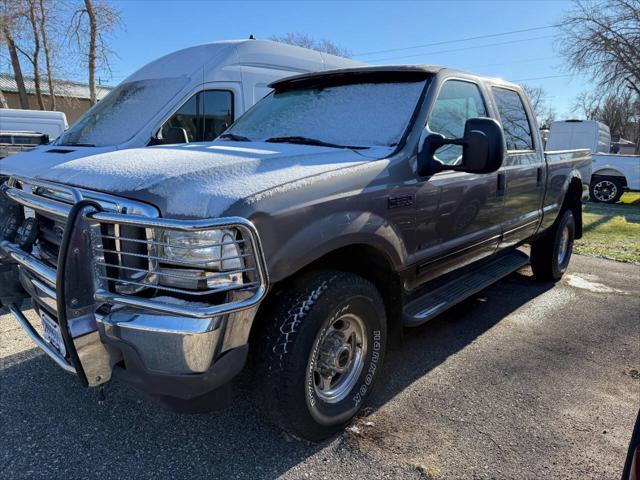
[17,0,45,109]
[558,0,640,95]
[0,88,8,108]
[38,0,56,110]
[1,3,30,109]
[69,0,121,105]
[574,90,640,152]
[522,84,556,128]
[270,32,351,57]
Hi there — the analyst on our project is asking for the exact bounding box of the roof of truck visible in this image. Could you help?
[269,65,442,89]
[268,64,521,90]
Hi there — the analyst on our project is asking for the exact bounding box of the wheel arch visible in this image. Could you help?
[249,243,404,353]
[592,168,628,187]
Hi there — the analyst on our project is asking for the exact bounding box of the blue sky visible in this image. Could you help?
[105,0,590,117]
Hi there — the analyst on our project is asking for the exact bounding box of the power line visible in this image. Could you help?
[511,73,575,82]
[367,34,555,63]
[354,24,558,57]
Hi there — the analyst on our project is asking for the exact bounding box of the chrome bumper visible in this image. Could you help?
[1,239,259,381]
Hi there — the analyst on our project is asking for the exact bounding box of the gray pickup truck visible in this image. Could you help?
[0,66,590,441]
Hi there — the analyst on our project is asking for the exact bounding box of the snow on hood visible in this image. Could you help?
[0,141,392,217]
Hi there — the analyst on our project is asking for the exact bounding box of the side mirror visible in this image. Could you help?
[418,117,505,176]
[158,127,189,145]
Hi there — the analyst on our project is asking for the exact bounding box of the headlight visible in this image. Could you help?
[161,229,243,271]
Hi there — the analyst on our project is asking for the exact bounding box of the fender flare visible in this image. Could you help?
[265,210,406,283]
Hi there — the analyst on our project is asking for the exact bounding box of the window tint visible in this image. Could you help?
[492,87,534,151]
[200,90,233,141]
[428,80,487,164]
[160,90,233,143]
[162,94,198,142]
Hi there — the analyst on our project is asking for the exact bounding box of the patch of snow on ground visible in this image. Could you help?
[565,274,627,294]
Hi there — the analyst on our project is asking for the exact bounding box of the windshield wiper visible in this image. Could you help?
[265,136,369,150]
[219,133,251,142]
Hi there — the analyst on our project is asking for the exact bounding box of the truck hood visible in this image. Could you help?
[0,141,392,217]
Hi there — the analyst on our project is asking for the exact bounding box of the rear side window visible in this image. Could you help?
[428,80,487,164]
[160,90,233,143]
[492,87,534,151]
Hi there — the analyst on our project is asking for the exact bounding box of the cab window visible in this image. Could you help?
[491,87,534,151]
[160,90,233,143]
[428,80,487,165]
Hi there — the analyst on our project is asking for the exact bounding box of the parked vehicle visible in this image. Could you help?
[547,119,639,203]
[0,108,68,140]
[546,119,611,154]
[0,65,591,441]
[0,132,50,160]
[3,39,361,166]
[0,109,67,159]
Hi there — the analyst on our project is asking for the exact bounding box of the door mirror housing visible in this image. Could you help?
[418,117,505,176]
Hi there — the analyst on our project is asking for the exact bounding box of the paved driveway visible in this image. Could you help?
[1,254,638,479]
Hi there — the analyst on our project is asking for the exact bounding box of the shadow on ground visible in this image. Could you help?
[0,270,564,479]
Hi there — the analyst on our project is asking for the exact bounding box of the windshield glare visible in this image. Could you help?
[226,81,426,148]
[57,76,188,147]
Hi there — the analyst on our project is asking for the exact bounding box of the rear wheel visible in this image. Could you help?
[531,209,575,281]
[590,176,623,203]
[254,270,386,441]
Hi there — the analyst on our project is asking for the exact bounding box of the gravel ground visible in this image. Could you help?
[1,254,638,479]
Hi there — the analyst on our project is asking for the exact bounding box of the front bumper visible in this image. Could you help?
[1,241,259,399]
[0,177,267,401]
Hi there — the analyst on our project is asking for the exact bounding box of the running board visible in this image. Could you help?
[403,250,530,327]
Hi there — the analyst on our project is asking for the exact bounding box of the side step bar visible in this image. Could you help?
[403,250,530,327]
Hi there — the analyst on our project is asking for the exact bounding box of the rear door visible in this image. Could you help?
[491,86,545,248]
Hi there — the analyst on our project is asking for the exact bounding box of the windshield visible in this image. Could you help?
[57,77,188,147]
[225,80,427,148]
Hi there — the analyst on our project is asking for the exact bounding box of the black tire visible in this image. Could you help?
[530,209,575,281]
[254,270,387,441]
[590,176,623,203]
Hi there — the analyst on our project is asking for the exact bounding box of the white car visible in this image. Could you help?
[547,120,639,203]
[590,153,640,203]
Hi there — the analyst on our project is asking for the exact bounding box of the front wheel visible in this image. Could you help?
[530,209,575,281]
[254,271,387,441]
[590,176,623,203]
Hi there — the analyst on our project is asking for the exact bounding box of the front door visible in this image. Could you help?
[413,79,503,283]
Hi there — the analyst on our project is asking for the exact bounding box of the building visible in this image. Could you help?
[0,73,112,124]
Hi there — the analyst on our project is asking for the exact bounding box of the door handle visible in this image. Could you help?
[497,173,506,197]
[536,167,544,187]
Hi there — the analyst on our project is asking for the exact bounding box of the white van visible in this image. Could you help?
[1,39,362,169]
[0,109,68,140]
[547,120,639,203]
[546,120,611,153]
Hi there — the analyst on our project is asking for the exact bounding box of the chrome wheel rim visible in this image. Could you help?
[557,224,570,265]
[593,180,617,202]
[309,313,367,404]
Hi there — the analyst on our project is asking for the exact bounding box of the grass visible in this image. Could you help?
[574,192,640,263]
